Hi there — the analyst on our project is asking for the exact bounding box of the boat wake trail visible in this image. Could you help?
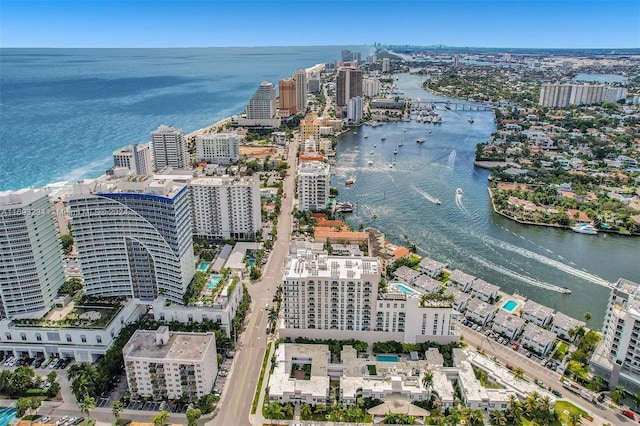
[468,254,570,293]
[413,186,440,205]
[481,235,611,287]
[455,193,469,214]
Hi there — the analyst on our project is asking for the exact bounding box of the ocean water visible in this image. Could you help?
[0,46,371,190]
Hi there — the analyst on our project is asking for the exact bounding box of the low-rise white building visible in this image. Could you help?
[521,300,554,327]
[123,327,218,401]
[418,257,447,277]
[413,275,442,295]
[393,266,421,284]
[521,323,557,356]
[470,279,500,303]
[449,270,476,292]
[465,298,496,326]
[492,311,526,341]
[551,312,585,342]
[444,287,471,313]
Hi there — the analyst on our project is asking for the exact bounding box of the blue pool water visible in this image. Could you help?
[247,258,255,267]
[207,275,222,290]
[198,262,210,272]
[396,283,417,293]
[0,407,16,426]
[503,300,518,312]
[377,355,399,362]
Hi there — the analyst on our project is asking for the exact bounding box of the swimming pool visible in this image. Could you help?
[396,283,417,293]
[0,407,16,426]
[207,275,222,290]
[377,355,399,362]
[503,300,518,312]
[247,258,255,267]
[198,262,210,272]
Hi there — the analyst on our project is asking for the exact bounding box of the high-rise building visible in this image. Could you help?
[246,81,276,119]
[189,176,262,241]
[381,57,390,73]
[591,278,640,392]
[307,75,321,94]
[453,54,460,68]
[539,83,572,108]
[151,125,189,170]
[570,84,604,105]
[278,78,297,116]
[0,189,66,319]
[69,176,195,304]
[113,143,153,176]
[336,67,363,107]
[539,83,623,108]
[602,86,628,102]
[123,326,218,401]
[292,69,308,114]
[297,161,331,211]
[363,78,380,98]
[195,132,240,164]
[347,97,363,123]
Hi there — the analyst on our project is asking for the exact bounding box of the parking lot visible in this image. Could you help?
[213,354,234,396]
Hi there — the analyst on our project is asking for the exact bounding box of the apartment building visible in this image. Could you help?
[68,176,195,304]
[195,132,241,164]
[151,125,189,170]
[296,161,331,211]
[0,189,66,319]
[188,176,261,241]
[278,78,297,116]
[293,69,308,114]
[112,143,153,176]
[246,81,277,119]
[123,327,218,401]
[336,67,363,107]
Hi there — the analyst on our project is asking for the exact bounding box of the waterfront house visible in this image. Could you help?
[520,323,557,356]
[521,300,554,327]
[551,312,585,342]
[470,279,500,303]
[449,270,476,292]
[491,310,526,341]
[393,266,421,285]
[418,257,447,278]
[465,298,496,326]
[413,275,443,295]
[444,287,471,313]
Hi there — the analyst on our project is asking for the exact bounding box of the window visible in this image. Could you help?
[20,333,27,341]
[4,333,11,341]
[36,333,42,341]
[96,336,102,344]
[66,334,72,342]
[80,335,87,343]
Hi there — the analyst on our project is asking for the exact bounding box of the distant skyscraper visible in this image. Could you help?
[246,81,277,119]
[363,78,380,98]
[307,75,321,94]
[347,97,363,123]
[113,143,153,176]
[278,78,297,115]
[453,54,460,68]
[195,132,240,164]
[341,49,353,62]
[292,69,308,114]
[69,177,195,304]
[539,83,621,108]
[151,125,189,170]
[336,67,363,107]
[539,83,572,108]
[381,57,390,73]
[0,189,66,319]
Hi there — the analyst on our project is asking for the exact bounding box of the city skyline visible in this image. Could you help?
[1,0,638,49]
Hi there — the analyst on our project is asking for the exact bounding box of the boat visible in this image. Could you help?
[434,199,441,205]
[364,134,369,138]
[345,176,356,186]
[417,137,425,143]
[429,130,432,134]
[456,188,463,195]
[571,223,598,235]
[381,135,387,140]
[367,160,373,166]
[468,118,474,123]
[398,142,403,146]
[335,201,353,213]
[374,144,377,148]
[393,149,398,155]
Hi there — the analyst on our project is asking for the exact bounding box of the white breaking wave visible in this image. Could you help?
[481,235,611,287]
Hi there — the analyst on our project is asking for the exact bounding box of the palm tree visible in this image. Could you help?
[112,401,124,423]
[513,367,525,380]
[633,393,640,412]
[567,412,583,426]
[70,377,93,404]
[284,402,294,418]
[612,386,626,405]
[152,410,170,426]
[507,394,523,425]
[468,409,484,425]
[314,403,326,415]
[185,407,202,426]
[490,410,507,425]
[422,371,434,394]
[300,403,312,420]
[584,312,591,326]
[264,402,283,425]
[78,396,96,421]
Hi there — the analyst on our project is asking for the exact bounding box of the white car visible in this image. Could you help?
[41,416,51,423]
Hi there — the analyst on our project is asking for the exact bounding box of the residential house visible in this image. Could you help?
[491,311,526,341]
[520,323,557,356]
[521,300,554,327]
[449,270,476,292]
[470,279,500,303]
[551,312,585,342]
[418,257,447,278]
[465,298,496,326]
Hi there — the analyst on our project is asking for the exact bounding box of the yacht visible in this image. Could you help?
[345,176,356,186]
[416,137,425,143]
[468,118,475,123]
[381,135,387,140]
[456,188,463,195]
[367,160,373,166]
[335,201,353,213]
[434,199,441,205]
[398,141,403,146]
[571,223,598,235]
[364,134,369,138]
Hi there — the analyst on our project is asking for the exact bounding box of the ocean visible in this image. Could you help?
[0,46,371,191]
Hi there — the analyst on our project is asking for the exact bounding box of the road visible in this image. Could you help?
[461,327,631,426]
[210,137,299,426]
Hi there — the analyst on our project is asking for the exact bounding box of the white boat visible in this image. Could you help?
[369,150,374,155]
[571,223,598,235]
[468,118,474,123]
[398,142,403,146]
[417,137,425,143]
[381,135,387,140]
[434,199,441,205]
[345,176,356,186]
[393,149,398,155]
[456,188,463,195]
[364,134,369,138]
[367,160,373,166]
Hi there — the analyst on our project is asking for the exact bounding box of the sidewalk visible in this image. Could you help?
[248,337,276,426]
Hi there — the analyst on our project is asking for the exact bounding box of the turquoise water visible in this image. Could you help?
[0,407,16,426]
[207,275,222,290]
[247,258,255,267]
[396,283,417,294]
[503,300,518,312]
[377,355,399,362]
[198,262,210,272]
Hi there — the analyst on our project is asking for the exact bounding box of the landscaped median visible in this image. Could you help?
[251,341,272,414]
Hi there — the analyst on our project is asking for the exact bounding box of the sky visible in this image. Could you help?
[1,0,639,49]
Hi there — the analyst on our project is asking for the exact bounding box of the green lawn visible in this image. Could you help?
[552,341,569,361]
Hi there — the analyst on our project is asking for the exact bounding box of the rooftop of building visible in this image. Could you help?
[470,279,500,295]
[12,297,126,330]
[522,299,555,319]
[285,251,379,279]
[448,269,476,285]
[73,174,187,199]
[393,266,421,283]
[493,310,526,330]
[552,312,585,331]
[123,328,215,362]
[465,298,495,318]
[413,275,443,293]
[418,256,447,271]
[522,323,557,345]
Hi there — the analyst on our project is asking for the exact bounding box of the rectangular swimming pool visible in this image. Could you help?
[207,275,222,290]
[396,283,417,293]
[198,262,210,272]
[503,300,518,312]
[376,355,399,362]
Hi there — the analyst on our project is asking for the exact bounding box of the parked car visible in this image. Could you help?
[512,344,519,351]
[622,410,635,420]
[41,416,51,423]
[597,393,606,403]
[551,389,563,398]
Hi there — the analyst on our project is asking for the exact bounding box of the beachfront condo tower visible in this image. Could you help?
[247,82,277,119]
[151,125,189,170]
[293,69,308,114]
